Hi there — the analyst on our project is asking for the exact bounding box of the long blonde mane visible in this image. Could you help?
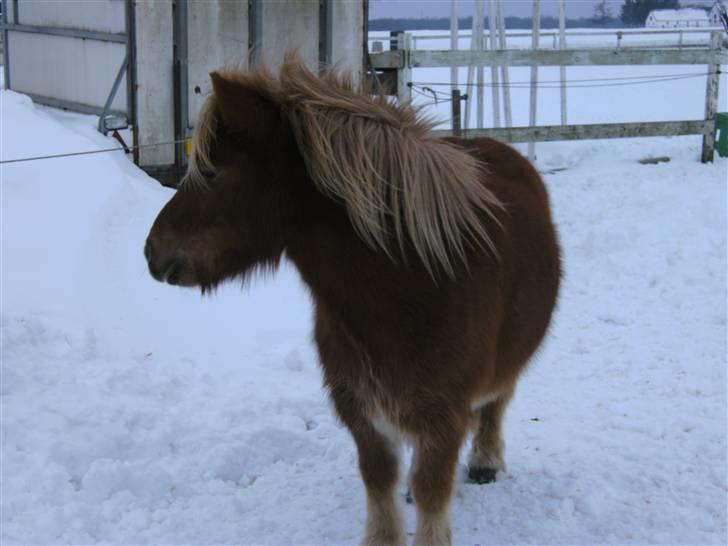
[191,55,502,278]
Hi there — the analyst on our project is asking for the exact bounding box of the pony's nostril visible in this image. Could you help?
[166,263,181,285]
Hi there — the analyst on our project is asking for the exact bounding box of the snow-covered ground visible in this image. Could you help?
[2,44,727,545]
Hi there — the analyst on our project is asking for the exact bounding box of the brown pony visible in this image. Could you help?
[145,55,560,546]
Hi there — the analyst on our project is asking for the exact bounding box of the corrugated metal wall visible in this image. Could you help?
[4,0,128,115]
[3,0,366,172]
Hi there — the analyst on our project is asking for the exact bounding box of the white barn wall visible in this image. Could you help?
[134,0,175,167]
[7,32,126,111]
[14,0,125,34]
[261,0,319,72]
[331,0,365,79]
[5,0,366,170]
[187,1,248,126]
[187,1,364,133]
[5,0,15,21]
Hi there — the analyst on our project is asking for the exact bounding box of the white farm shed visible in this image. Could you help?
[645,8,711,28]
[1,0,367,184]
[709,1,728,28]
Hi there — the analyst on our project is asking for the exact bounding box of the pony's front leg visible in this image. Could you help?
[467,387,514,484]
[410,415,467,546]
[329,385,405,546]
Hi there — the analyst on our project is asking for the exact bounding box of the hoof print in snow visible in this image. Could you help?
[467,466,497,484]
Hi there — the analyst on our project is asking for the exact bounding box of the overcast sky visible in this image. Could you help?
[369,0,709,19]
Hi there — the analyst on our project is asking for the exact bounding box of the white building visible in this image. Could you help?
[709,1,728,28]
[645,8,711,28]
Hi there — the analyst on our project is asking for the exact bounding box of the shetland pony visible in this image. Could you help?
[145,55,561,546]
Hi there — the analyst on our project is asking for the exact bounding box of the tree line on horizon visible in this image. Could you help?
[369,0,693,31]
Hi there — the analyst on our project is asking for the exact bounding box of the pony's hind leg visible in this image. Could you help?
[467,388,514,484]
[329,386,404,546]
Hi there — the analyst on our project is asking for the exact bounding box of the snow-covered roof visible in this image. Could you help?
[647,8,710,21]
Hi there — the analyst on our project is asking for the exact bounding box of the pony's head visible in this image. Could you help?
[144,67,308,291]
[145,55,502,290]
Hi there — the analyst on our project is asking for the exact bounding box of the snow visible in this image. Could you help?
[2,49,727,544]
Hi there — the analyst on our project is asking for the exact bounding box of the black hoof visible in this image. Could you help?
[467,466,497,484]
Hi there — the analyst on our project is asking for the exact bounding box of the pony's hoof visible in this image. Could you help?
[467,466,497,484]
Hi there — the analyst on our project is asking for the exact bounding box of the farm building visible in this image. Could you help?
[1,0,367,184]
[645,8,711,28]
[709,1,728,28]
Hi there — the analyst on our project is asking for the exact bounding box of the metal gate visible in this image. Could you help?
[1,0,132,133]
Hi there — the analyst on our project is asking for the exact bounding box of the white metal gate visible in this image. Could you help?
[1,0,131,132]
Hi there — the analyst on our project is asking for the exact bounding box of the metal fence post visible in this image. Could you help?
[2,0,10,90]
[452,89,462,137]
[396,32,412,103]
[248,0,261,68]
[528,0,540,161]
[701,30,722,163]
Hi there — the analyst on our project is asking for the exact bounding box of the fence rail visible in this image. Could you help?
[369,29,726,162]
[370,46,727,69]
[433,120,713,142]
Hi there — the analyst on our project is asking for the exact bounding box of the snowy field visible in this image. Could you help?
[2,34,728,545]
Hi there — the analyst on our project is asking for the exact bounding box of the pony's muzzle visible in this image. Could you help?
[144,238,194,286]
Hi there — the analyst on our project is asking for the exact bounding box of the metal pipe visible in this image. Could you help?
[248,0,261,67]
[126,0,139,164]
[702,30,722,162]
[488,0,500,128]
[475,0,484,129]
[20,92,125,117]
[2,0,10,90]
[319,0,332,69]
[452,88,462,137]
[559,0,567,126]
[2,22,126,43]
[497,0,512,128]
[172,0,189,168]
[98,55,129,133]
[528,0,540,161]
[450,0,458,92]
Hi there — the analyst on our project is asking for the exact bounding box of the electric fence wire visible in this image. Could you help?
[0,139,189,165]
[410,70,719,91]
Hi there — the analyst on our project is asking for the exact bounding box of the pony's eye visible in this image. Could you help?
[199,165,217,179]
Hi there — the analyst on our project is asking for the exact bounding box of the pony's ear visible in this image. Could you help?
[209,71,277,130]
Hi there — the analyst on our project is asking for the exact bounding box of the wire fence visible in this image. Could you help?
[408,70,719,109]
[0,139,187,165]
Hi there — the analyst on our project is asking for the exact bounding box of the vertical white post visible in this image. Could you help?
[450,0,458,92]
[528,0,540,161]
[475,0,485,129]
[559,0,567,126]
[488,0,501,128]
[396,32,412,103]
[464,1,482,130]
[136,0,175,168]
[497,0,512,128]
[702,30,722,163]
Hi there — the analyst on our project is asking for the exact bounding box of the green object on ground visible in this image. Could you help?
[716,112,728,158]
